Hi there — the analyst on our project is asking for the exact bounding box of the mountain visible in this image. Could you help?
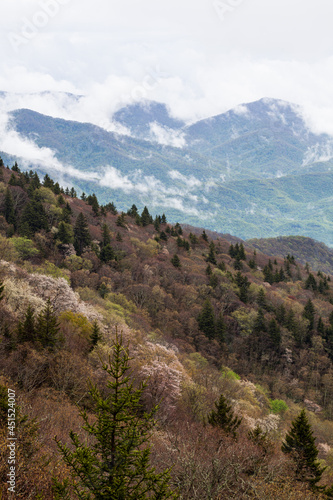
[1,96,333,245]
[1,164,333,496]
[248,235,333,275]
[113,100,185,140]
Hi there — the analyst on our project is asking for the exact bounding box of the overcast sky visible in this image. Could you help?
[1,0,333,132]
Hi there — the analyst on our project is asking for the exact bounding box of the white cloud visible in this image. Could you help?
[149,123,186,148]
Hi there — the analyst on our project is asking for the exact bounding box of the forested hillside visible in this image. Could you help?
[1,159,333,498]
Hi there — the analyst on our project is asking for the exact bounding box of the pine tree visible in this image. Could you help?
[17,305,36,343]
[54,334,178,499]
[20,199,49,237]
[100,244,115,263]
[74,212,91,255]
[141,206,153,226]
[215,314,226,344]
[201,230,208,242]
[89,321,102,351]
[206,242,217,265]
[57,222,73,244]
[208,394,242,439]
[197,299,215,339]
[36,299,60,349]
[101,224,111,247]
[282,409,326,490]
[170,254,181,268]
[4,188,16,226]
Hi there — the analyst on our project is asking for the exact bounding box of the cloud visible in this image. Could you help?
[149,123,186,148]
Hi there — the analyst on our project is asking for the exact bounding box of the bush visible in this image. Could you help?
[270,399,289,414]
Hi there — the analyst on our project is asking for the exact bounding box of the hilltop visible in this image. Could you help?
[2,96,333,244]
[0,161,333,497]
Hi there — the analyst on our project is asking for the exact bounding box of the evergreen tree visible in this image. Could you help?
[305,273,317,292]
[61,203,72,223]
[74,212,91,255]
[116,213,127,228]
[54,334,178,499]
[101,224,111,247]
[208,394,242,439]
[4,188,16,226]
[268,318,281,348]
[141,206,153,226]
[206,242,217,265]
[197,299,215,339]
[17,305,36,343]
[89,321,102,351]
[127,204,138,218]
[282,409,326,490]
[201,230,208,242]
[57,222,74,244]
[20,199,49,237]
[100,244,115,263]
[161,213,167,224]
[215,314,226,344]
[170,254,181,268]
[303,299,316,332]
[105,201,117,215]
[36,299,60,349]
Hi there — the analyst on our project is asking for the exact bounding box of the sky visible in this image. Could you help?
[1,0,333,132]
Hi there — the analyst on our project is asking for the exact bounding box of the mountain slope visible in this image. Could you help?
[2,97,333,245]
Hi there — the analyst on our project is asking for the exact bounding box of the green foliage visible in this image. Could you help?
[282,409,326,490]
[57,222,74,244]
[89,321,102,351]
[197,299,215,340]
[171,254,181,268]
[208,393,242,439]
[36,299,61,349]
[12,237,39,260]
[55,334,178,499]
[74,212,91,255]
[269,399,288,414]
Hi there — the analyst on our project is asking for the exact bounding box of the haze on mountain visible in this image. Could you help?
[1,0,333,246]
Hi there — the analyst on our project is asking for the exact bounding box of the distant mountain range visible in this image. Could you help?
[1,95,333,245]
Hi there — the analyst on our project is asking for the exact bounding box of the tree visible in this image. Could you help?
[101,224,111,247]
[206,242,217,265]
[20,199,49,237]
[17,305,36,343]
[36,299,60,349]
[57,222,74,244]
[54,334,178,499]
[208,394,242,439]
[282,409,326,490]
[100,244,115,263]
[197,299,215,340]
[74,213,91,255]
[4,188,16,227]
[171,254,181,268]
[89,321,102,351]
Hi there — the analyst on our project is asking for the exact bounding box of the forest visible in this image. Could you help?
[0,159,333,498]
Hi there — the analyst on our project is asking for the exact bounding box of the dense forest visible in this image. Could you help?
[1,159,333,498]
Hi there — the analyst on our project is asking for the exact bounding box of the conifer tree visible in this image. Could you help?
[0,280,4,302]
[101,223,111,247]
[282,409,326,490]
[208,394,242,439]
[17,305,36,343]
[74,212,91,255]
[170,254,181,268]
[197,299,215,339]
[206,242,217,265]
[201,230,208,242]
[141,206,153,226]
[89,321,102,351]
[100,244,115,263]
[36,299,60,349]
[215,314,226,344]
[20,199,49,236]
[57,222,73,244]
[54,334,178,499]
[4,188,16,226]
